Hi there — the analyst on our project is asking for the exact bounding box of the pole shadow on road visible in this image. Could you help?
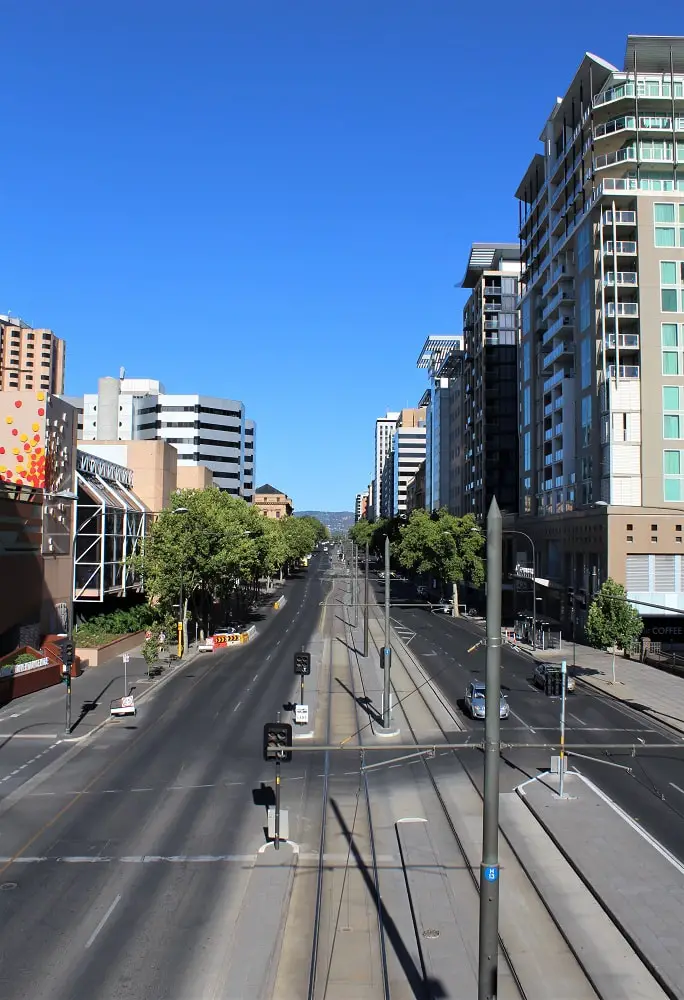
[330,797,446,1000]
[253,782,276,841]
[335,678,383,727]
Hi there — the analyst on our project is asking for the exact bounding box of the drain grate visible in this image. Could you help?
[422,928,440,939]
[0,882,17,891]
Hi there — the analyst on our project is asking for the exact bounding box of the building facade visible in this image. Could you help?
[515,34,684,625]
[374,412,399,519]
[77,377,254,496]
[355,492,369,521]
[406,461,426,514]
[0,317,65,395]
[253,484,293,519]
[391,408,427,516]
[417,335,464,513]
[461,244,521,520]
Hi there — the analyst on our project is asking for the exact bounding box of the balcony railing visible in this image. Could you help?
[543,368,572,393]
[544,453,553,467]
[605,332,640,349]
[593,83,636,107]
[607,364,640,379]
[543,402,554,417]
[594,146,637,170]
[554,395,564,411]
[604,271,638,287]
[542,288,575,320]
[542,341,573,371]
[603,241,637,255]
[544,428,554,442]
[595,115,684,138]
[602,177,639,193]
[542,313,574,347]
[604,301,639,318]
[602,210,636,225]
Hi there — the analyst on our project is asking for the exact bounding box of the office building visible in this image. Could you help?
[374,411,399,519]
[461,244,521,520]
[355,492,369,521]
[406,461,426,513]
[515,34,684,627]
[75,376,254,496]
[391,408,427,516]
[0,317,65,395]
[253,484,293,519]
[367,480,376,522]
[416,335,464,513]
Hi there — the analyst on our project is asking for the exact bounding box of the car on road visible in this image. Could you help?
[532,660,576,693]
[431,598,453,615]
[464,680,510,720]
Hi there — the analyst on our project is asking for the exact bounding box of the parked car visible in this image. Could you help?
[431,599,453,615]
[464,680,510,720]
[532,661,576,693]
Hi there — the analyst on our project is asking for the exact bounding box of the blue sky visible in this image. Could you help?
[1,2,680,510]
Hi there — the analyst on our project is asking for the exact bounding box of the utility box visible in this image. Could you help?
[267,807,289,841]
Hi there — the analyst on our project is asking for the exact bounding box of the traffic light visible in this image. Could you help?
[263,722,293,762]
[63,641,74,665]
[293,651,311,675]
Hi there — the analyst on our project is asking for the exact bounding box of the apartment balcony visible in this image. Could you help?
[595,116,684,140]
[594,146,637,171]
[593,83,636,107]
[542,341,573,371]
[542,287,575,321]
[602,177,639,193]
[544,452,553,467]
[604,301,639,319]
[542,313,574,347]
[603,241,637,255]
[602,210,636,226]
[542,263,574,298]
[484,302,501,313]
[544,427,554,442]
[605,332,640,350]
[543,367,572,393]
[554,395,564,411]
[543,402,554,417]
[603,271,638,288]
[607,364,640,379]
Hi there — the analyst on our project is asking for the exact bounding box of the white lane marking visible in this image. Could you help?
[568,713,586,726]
[130,787,153,793]
[670,782,684,798]
[85,894,121,949]
[233,701,242,713]
[509,709,535,733]
[253,674,258,682]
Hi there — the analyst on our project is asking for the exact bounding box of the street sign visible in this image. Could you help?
[122,653,130,664]
[293,651,311,675]
[263,722,293,761]
[483,866,499,882]
[121,695,134,709]
[514,564,534,580]
[294,704,309,725]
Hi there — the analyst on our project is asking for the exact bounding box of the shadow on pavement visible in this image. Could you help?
[330,797,446,1000]
[335,678,383,726]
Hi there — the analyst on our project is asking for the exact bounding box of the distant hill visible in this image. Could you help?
[296,510,355,535]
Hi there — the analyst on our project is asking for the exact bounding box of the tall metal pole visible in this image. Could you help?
[531,544,537,651]
[559,659,567,798]
[64,674,72,735]
[275,758,281,851]
[478,497,502,1000]
[383,534,392,728]
[363,542,369,658]
[353,542,359,628]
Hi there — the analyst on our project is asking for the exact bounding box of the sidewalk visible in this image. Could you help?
[517,771,682,1000]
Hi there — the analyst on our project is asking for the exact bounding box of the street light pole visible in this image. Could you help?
[478,497,502,1000]
[178,574,184,659]
[353,542,359,628]
[383,534,392,728]
[363,542,369,658]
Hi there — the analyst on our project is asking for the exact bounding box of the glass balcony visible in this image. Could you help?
[603,271,638,287]
[603,241,637,255]
[593,82,636,107]
[542,313,574,346]
[602,210,636,225]
[544,453,553,467]
[602,177,639,193]
[605,332,640,349]
[543,368,572,393]
[554,449,564,463]
[544,427,554,442]
[594,115,637,139]
[604,301,639,318]
[542,342,573,371]
[594,146,637,170]
[554,422,563,437]
[542,288,575,320]
[554,395,564,411]
[607,364,640,379]
[543,402,554,417]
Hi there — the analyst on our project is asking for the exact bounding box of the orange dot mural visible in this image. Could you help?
[14,400,22,409]
[36,392,45,401]
[38,408,44,417]
[5,416,12,424]
[11,429,18,437]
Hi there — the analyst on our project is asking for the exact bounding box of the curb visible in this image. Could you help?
[515,779,679,1000]
[575,674,684,740]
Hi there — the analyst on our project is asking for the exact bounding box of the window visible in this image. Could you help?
[655,204,684,245]
[655,203,676,223]
[656,227,677,246]
[577,220,591,271]
[662,323,683,373]
[581,395,592,446]
[523,431,531,472]
[661,260,684,312]
[580,337,591,388]
[522,386,530,426]
[651,524,658,531]
[664,449,684,500]
[664,386,684,438]
[579,277,591,331]
[523,341,530,381]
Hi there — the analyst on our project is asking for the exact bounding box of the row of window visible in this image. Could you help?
[661,260,684,312]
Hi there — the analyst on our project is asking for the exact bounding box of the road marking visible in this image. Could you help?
[669,782,684,798]
[85,894,121,949]
[130,787,153,793]
[568,713,586,726]
[253,674,258,682]
[233,701,242,713]
[509,709,535,733]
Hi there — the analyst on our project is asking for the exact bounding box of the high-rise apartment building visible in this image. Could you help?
[461,244,521,520]
[355,492,369,521]
[0,317,65,395]
[374,411,400,519]
[417,335,464,513]
[391,407,427,516]
[516,35,684,626]
[75,376,255,496]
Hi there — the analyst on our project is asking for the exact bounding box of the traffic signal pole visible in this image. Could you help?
[479,497,502,1000]
[382,534,392,728]
[275,758,281,851]
[363,542,369,658]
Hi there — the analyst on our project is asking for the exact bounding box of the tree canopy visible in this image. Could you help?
[395,509,485,588]
[584,577,643,682]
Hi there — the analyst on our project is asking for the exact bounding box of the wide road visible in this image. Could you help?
[0,555,331,1000]
[378,577,684,863]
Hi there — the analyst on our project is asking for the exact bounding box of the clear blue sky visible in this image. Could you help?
[1,2,679,510]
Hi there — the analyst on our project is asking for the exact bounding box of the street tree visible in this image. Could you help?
[584,577,643,683]
[396,508,484,615]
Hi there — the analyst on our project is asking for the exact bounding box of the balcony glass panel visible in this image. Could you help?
[593,83,636,107]
[607,364,640,379]
[603,271,638,287]
[605,333,640,349]
[603,241,637,255]
[604,301,639,318]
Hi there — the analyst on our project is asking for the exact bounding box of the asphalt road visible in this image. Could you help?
[0,556,331,1000]
[377,577,684,864]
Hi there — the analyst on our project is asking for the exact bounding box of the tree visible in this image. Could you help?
[396,509,484,615]
[348,519,374,549]
[584,577,643,683]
